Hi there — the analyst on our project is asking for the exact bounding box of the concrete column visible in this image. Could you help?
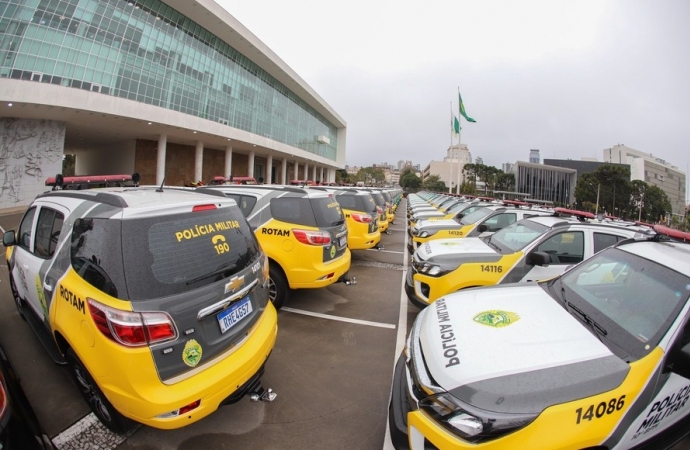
[224,146,232,178]
[319,167,324,183]
[248,151,255,177]
[156,134,167,185]
[304,162,309,180]
[294,161,299,180]
[281,159,287,185]
[195,141,203,183]
[265,154,273,184]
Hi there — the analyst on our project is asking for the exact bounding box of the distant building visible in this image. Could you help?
[603,144,686,217]
[529,149,541,164]
[422,144,472,192]
[475,156,484,165]
[502,162,514,173]
[544,159,629,175]
[514,161,576,205]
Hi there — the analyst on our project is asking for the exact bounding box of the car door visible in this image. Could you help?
[12,203,66,320]
[612,315,690,448]
[520,230,585,282]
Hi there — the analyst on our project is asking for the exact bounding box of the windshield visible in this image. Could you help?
[460,207,494,225]
[447,201,470,214]
[550,247,690,360]
[487,219,548,252]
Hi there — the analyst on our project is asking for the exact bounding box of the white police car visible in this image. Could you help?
[391,225,690,449]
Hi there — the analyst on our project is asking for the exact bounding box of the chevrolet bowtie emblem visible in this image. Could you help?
[224,275,245,294]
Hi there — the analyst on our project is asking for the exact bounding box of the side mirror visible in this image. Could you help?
[672,342,690,379]
[527,251,551,266]
[477,224,488,233]
[3,230,16,247]
[132,172,141,186]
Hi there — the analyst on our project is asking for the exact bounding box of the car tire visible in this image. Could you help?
[66,349,137,434]
[8,272,26,321]
[268,263,290,310]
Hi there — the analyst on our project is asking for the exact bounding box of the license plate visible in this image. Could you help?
[217,297,253,334]
[338,235,347,247]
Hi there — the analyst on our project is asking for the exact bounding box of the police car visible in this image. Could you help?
[196,184,352,309]
[390,225,690,450]
[407,194,460,218]
[3,175,278,432]
[407,199,483,227]
[407,203,553,254]
[309,186,382,251]
[406,209,655,308]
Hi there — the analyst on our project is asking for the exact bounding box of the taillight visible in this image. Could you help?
[351,213,373,223]
[292,229,331,246]
[87,298,178,347]
[0,371,7,420]
[156,399,201,419]
[192,204,217,212]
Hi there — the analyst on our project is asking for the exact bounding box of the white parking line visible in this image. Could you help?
[365,248,405,255]
[383,207,410,450]
[281,307,396,329]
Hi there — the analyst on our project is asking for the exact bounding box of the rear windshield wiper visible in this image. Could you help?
[186,264,237,285]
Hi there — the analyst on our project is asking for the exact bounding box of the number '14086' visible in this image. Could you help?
[575,396,625,424]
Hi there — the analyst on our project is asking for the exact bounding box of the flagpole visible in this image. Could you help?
[456,87,462,195]
[449,101,454,194]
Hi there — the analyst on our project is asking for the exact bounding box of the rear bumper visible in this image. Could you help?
[288,250,352,289]
[103,304,278,430]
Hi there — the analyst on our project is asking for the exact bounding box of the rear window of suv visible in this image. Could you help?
[271,196,344,228]
[71,207,261,301]
[333,192,377,215]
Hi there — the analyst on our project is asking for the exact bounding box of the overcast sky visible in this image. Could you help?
[217,0,689,179]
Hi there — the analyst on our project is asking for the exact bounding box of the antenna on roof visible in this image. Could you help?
[156,175,166,192]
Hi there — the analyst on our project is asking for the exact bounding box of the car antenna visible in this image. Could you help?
[156,175,166,192]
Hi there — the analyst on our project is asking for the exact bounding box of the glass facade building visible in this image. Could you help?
[0,0,338,161]
[515,161,576,206]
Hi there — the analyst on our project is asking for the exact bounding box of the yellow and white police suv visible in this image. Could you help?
[391,225,690,449]
[197,184,352,308]
[308,186,382,251]
[408,199,488,229]
[405,210,654,308]
[3,176,277,433]
[407,204,553,254]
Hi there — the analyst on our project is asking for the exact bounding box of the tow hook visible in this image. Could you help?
[249,385,277,403]
[341,274,357,285]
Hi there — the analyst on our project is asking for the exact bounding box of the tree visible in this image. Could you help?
[643,185,672,223]
[574,164,631,217]
[356,167,385,185]
[62,154,75,176]
[335,169,348,184]
[495,172,515,192]
[400,169,421,190]
[422,175,446,192]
